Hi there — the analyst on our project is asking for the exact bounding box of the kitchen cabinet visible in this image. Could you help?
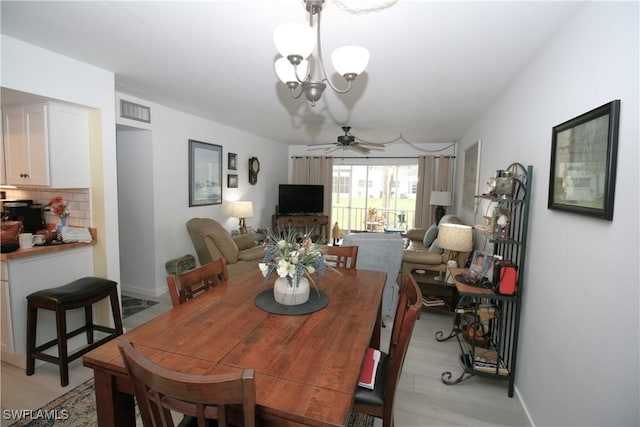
[3,102,90,188]
[0,246,94,369]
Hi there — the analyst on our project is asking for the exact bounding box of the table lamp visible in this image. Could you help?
[434,223,473,283]
[430,191,452,224]
[230,201,254,234]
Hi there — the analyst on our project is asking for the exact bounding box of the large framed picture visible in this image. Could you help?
[462,139,481,212]
[188,139,222,207]
[548,100,620,220]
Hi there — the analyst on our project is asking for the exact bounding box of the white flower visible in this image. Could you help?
[276,259,296,278]
[307,266,315,275]
[258,263,269,277]
[277,240,287,249]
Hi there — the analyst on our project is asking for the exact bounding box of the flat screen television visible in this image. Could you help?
[278,184,324,215]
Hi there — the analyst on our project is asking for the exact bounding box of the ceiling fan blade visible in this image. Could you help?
[357,141,385,148]
[307,143,334,147]
[350,144,370,154]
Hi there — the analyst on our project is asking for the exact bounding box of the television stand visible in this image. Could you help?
[272,215,329,241]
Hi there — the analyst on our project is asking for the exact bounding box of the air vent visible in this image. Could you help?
[120,100,151,123]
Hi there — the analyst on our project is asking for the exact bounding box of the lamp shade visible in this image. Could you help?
[429,191,452,206]
[230,201,254,219]
[435,224,473,252]
[274,57,309,84]
[273,22,315,59]
[331,45,370,76]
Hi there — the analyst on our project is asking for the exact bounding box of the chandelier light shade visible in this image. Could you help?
[331,46,370,77]
[273,0,369,106]
[273,23,315,60]
[275,57,309,85]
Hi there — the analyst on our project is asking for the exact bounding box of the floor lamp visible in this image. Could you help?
[430,191,452,225]
[434,223,473,283]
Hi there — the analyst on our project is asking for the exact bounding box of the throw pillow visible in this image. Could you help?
[422,224,439,248]
[428,239,445,254]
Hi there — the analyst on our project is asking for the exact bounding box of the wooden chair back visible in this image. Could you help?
[353,274,421,427]
[118,340,256,427]
[321,245,358,269]
[166,258,228,307]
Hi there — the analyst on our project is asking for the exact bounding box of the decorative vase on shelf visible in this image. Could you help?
[56,217,68,235]
[273,277,310,306]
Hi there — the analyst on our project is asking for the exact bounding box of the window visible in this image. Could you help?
[331,162,418,232]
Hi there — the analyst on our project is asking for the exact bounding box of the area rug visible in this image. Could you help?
[10,378,374,427]
[121,294,158,319]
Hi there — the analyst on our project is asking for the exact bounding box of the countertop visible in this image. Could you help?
[1,228,97,261]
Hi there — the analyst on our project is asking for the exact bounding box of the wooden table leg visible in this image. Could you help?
[93,370,136,426]
[370,303,382,349]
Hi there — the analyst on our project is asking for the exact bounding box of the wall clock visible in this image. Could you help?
[249,157,260,185]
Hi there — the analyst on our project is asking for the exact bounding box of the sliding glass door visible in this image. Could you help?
[332,162,418,232]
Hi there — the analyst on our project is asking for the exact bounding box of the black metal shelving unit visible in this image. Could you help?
[435,164,531,397]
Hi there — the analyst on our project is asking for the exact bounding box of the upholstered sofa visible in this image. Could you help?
[401,214,471,281]
[186,218,265,277]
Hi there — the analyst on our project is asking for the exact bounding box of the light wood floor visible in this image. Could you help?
[1,292,530,427]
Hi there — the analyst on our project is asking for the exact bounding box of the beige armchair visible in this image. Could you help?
[186,218,265,277]
[401,215,471,280]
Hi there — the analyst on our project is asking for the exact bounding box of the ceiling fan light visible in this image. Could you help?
[275,57,309,84]
[331,45,370,77]
[273,22,315,60]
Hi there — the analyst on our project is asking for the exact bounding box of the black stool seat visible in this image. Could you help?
[26,276,123,387]
[28,277,118,305]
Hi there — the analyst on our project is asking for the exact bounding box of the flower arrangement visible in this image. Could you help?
[47,196,70,220]
[258,227,338,288]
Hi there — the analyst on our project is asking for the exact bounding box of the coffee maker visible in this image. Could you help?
[2,200,45,233]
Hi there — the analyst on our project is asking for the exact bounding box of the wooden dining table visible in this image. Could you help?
[82,267,386,427]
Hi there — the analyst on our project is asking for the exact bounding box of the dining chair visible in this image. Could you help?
[118,340,256,427]
[166,258,228,307]
[352,274,421,427]
[321,245,359,269]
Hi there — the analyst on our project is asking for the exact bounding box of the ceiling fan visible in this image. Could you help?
[307,126,385,154]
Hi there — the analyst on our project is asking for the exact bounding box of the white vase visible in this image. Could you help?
[273,276,310,306]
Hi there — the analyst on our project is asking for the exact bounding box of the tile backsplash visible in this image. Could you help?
[2,188,91,228]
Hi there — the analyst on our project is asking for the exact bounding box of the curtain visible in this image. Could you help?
[414,155,453,228]
[291,156,333,216]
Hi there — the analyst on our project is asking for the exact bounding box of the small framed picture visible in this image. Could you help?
[228,153,237,170]
[227,174,238,188]
[469,250,502,282]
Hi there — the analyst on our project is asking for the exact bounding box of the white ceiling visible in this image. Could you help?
[1,0,584,147]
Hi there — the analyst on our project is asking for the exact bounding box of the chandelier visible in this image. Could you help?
[273,0,370,107]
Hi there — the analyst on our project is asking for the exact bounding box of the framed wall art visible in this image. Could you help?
[228,152,237,170]
[227,174,238,188]
[548,100,620,220]
[462,139,481,213]
[188,139,222,206]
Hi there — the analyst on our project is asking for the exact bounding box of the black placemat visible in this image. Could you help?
[254,288,329,315]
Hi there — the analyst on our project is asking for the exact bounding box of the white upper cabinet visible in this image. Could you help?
[3,102,90,188]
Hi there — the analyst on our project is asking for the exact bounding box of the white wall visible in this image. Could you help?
[1,35,120,283]
[115,93,288,297]
[455,3,639,426]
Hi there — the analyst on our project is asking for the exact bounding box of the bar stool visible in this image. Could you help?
[26,277,124,386]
